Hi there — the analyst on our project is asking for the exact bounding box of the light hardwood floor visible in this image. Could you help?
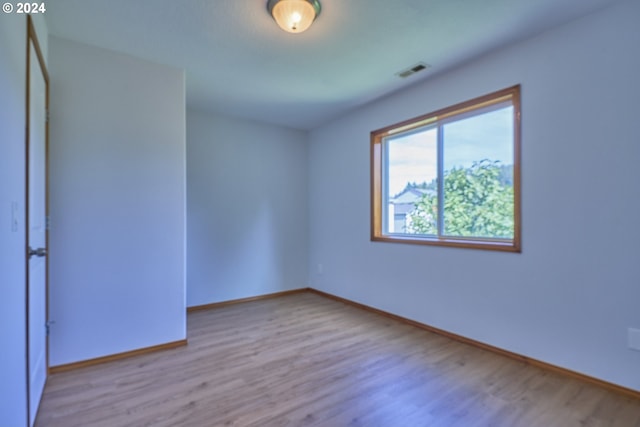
[35,292,640,427]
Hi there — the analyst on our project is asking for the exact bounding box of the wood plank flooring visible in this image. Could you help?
[35,292,640,427]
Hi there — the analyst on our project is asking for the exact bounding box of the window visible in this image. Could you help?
[371,85,521,252]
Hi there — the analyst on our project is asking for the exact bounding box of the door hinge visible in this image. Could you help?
[45,320,55,336]
[46,109,50,123]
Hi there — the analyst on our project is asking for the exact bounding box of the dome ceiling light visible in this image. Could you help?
[267,0,322,34]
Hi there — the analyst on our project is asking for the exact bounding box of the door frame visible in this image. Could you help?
[25,14,49,427]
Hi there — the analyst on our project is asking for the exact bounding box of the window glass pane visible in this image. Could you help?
[385,127,437,235]
[442,106,514,239]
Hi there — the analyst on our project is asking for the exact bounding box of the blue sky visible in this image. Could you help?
[387,106,513,196]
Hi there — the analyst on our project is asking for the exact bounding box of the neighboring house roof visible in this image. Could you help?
[391,188,434,205]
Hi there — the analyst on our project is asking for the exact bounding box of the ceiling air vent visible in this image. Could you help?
[396,62,431,79]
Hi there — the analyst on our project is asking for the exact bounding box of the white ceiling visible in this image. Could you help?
[46,0,620,130]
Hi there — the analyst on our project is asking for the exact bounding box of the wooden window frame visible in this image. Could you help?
[370,85,521,252]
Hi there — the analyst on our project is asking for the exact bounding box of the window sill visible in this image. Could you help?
[371,234,521,253]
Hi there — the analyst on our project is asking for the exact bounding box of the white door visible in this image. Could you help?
[27,17,48,427]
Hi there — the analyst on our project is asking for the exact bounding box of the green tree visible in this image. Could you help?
[407,160,514,238]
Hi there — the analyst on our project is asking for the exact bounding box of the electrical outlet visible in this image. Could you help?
[628,328,640,351]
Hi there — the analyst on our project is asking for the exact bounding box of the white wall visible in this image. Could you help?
[0,13,47,426]
[48,37,186,366]
[187,111,308,306]
[308,0,640,391]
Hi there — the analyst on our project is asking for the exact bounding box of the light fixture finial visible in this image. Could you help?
[267,0,322,34]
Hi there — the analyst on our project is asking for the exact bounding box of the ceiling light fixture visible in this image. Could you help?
[267,0,321,34]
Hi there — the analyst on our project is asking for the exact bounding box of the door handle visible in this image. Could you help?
[28,247,47,258]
